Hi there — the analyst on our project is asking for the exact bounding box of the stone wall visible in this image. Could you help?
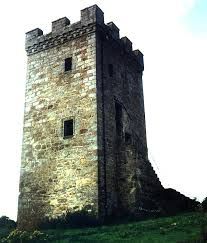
[96,22,163,217]
[18,22,98,229]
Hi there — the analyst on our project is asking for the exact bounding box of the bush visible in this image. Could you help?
[1,229,48,243]
[154,189,200,216]
[0,216,16,229]
[202,197,207,212]
[40,207,99,229]
[65,209,99,227]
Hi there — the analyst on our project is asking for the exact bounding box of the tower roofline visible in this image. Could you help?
[25,5,143,71]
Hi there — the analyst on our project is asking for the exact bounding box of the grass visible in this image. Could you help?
[44,212,207,242]
[0,212,206,242]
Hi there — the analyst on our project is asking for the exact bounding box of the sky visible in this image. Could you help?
[0,0,206,220]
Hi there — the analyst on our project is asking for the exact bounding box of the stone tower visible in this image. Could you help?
[18,5,163,229]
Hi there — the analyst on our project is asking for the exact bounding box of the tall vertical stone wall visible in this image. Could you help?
[96,23,163,217]
[18,16,99,229]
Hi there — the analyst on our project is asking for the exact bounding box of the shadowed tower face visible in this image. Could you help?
[18,5,162,229]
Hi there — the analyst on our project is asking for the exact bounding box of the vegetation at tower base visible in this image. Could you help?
[1,230,49,243]
[39,206,100,229]
[0,216,16,241]
[1,212,207,242]
[0,217,16,229]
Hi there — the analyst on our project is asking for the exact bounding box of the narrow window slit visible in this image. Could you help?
[108,64,114,77]
[115,102,122,136]
[63,119,74,138]
[65,57,72,71]
[125,132,132,145]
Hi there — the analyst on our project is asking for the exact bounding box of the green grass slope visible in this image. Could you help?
[45,212,207,243]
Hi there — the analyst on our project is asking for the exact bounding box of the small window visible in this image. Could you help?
[125,132,132,145]
[115,102,122,136]
[108,64,113,77]
[65,57,72,72]
[63,119,74,138]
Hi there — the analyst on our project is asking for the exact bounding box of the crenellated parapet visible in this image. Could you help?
[121,37,132,52]
[133,50,144,72]
[25,5,103,55]
[81,5,104,26]
[25,22,96,55]
[25,4,144,71]
[107,22,120,40]
[52,17,70,34]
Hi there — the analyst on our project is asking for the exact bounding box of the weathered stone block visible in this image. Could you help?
[81,5,104,26]
[121,36,132,52]
[52,17,70,34]
[107,22,120,39]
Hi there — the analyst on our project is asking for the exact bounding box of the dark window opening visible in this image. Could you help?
[63,119,74,138]
[115,102,122,136]
[65,57,72,72]
[108,64,113,77]
[125,132,132,145]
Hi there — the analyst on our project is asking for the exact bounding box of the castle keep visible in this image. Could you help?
[18,5,163,229]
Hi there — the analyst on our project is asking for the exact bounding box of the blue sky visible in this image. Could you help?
[185,0,207,35]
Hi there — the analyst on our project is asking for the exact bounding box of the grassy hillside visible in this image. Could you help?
[45,212,207,242]
[1,212,206,242]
